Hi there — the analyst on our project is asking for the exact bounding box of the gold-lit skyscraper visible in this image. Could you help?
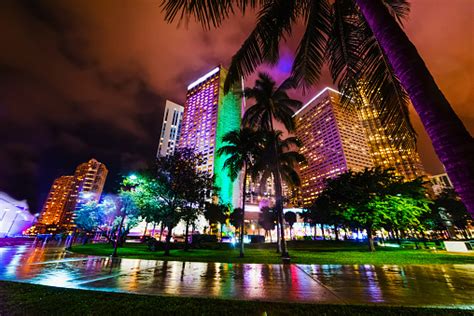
[35,176,76,232]
[294,88,373,206]
[34,158,108,233]
[358,101,425,181]
[62,158,108,230]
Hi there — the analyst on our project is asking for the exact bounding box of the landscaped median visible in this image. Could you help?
[0,281,470,316]
[71,240,474,265]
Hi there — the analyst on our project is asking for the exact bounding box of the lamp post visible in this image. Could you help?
[6,210,21,237]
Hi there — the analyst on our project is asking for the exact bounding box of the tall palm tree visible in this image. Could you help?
[242,73,302,256]
[217,128,264,257]
[253,131,306,257]
[161,1,474,217]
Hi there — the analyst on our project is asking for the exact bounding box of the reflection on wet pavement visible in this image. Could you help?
[1,244,473,308]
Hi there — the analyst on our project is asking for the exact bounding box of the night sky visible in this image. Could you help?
[0,0,473,213]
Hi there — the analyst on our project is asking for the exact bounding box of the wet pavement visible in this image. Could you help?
[0,243,473,309]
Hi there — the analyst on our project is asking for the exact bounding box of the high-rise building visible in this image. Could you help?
[34,158,108,233]
[294,87,373,206]
[179,66,241,206]
[357,94,425,181]
[35,176,76,232]
[157,100,184,157]
[62,159,108,229]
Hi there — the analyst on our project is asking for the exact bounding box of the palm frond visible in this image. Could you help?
[382,0,410,26]
[160,0,260,29]
[225,1,305,92]
[328,0,416,149]
[291,0,331,90]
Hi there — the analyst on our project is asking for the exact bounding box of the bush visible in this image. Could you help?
[191,234,217,245]
[147,238,185,251]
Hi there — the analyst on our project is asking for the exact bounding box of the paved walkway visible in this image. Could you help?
[0,244,473,309]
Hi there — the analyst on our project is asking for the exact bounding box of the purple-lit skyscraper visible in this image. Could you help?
[179,66,241,206]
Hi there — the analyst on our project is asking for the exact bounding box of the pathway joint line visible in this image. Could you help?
[295,264,348,304]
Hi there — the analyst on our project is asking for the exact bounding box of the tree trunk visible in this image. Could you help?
[142,221,148,239]
[151,222,156,239]
[112,214,126,258]
[159,222,165,242]
[321,224,325,240]
[240,167,248,258]
[367,226,375,252]
[184,219,190,251]
[275,219,281,253]
[334,224,339,241]
[355,0,474,217]
[220,222,223,242]
[274,170,288,258]
[164,225,173,256]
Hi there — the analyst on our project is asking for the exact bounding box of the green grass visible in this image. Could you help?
[0,281,470,316]
[71,240,474,265]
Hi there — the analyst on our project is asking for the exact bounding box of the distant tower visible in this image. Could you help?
[62,158,108,230]
[294,88,373,206]
[179,66,241,206]
[35,176,76,232]
[157,100,184,157]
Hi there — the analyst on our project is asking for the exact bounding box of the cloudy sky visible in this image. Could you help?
[0,0,473,212]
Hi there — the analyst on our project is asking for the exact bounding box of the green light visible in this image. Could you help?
[214,68,241,207]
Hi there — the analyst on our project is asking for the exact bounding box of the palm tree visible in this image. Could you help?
[161,0,474,218]
[253,131,305,258]
[240,73,301,256]
[217,128,264,257]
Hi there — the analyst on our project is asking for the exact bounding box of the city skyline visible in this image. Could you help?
[0,0,472,211]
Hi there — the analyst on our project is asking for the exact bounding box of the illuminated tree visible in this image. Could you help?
[284,211,297,240]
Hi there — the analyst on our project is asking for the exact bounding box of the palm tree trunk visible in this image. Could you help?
[274,171,288,257]
[240,166,248,258]
[275,218,281,252]
[355,0,474,217]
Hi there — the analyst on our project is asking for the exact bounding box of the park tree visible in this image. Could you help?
[432,189,472,239]
[258,206,276,242]
[161,0,474,218]
[204,202,230,240]
[284,211,297,240]
[153,148,213,256]
[74,201,112,244]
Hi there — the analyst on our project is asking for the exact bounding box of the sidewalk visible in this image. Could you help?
[0,244,473,308]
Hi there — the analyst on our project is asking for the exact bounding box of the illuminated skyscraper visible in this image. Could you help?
[35,176,76,232]
[34,158,108,233]
[294,87,373,206]
[62,158,108,229]
[157,100,184,157]
[358,99,425,181]
[179,66,241,206]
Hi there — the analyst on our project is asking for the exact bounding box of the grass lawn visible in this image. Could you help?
[0,281,470,316]
[71,240,474,265]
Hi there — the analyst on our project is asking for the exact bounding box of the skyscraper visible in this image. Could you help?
[179,66,241,206]
[35,176,76,233]
[157,100,184,157]
[34,158,108,233]
[62,158,108,230]
[358,94,425,181]
[294,87,373,206]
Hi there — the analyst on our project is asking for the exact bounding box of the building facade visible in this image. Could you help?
[35,176,76,231]
[179,66,241,206]
[157,100,184,157]
[0,192,34,237]
[294,88,373,206]
[358,95,425,181]
[33,158,108,233]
